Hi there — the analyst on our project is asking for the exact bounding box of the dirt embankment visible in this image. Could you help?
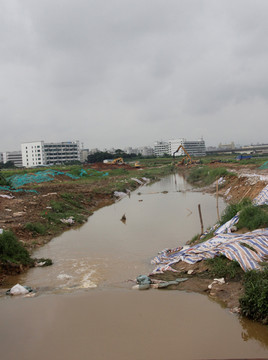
[149,163,268,312]
[0,163,143,284]
[208,163,268,203]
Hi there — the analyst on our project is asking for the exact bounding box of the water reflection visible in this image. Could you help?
[240,316,268,348]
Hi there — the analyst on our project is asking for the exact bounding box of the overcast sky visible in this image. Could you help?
[1,0,268,152]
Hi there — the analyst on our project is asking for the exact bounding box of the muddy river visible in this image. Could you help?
[1,174,268,359]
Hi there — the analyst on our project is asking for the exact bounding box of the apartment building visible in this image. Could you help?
[21,141,80,167]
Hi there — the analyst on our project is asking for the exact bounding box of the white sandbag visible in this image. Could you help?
[10,284,29,295]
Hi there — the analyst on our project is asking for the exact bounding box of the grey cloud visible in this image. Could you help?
[1,0,268,151]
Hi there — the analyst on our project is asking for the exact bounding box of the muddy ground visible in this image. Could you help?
[0,162,267,312]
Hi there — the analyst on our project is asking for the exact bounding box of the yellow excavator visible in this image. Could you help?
[111,157,125,165]
[173,145,193,166]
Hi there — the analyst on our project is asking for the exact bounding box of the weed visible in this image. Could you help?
[220,198,252,225]
[0,173,11,186]
[60,193,83,208]
[187,166,234,186]
[206,255,243,280]
[237,204,268,230]
[43,199,87,226]
[25,222,47,235]
[188,234,199,244]
[239,267,268,324]
[0,231,33,265]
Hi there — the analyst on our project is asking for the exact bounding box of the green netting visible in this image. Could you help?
[0,185,38,194]
[259,161,268,170]
[6,168,109,189]
[7,169,80,188]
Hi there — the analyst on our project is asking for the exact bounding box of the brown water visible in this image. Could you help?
[1,174,268,359]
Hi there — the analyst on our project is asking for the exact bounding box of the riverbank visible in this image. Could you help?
[0,161,175,284]
[148,162,268,321]
[1,160,268,322]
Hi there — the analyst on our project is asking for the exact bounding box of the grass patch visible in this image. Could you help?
[0,231,33,265]
[60,193,84,208]
[42,199,87,225]
[25,222,47,235]
[221,199,268,230]
[237,204,268,230]
[220,198,252,225]
[186,166,234,186]
[239,267,268,324]
[206,255,244,280]
[188,234,199,245]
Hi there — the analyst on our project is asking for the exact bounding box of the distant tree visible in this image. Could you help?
[0,161,15,169]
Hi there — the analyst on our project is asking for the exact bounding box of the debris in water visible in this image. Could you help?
[121,214,126,224]
[6,284,33,296]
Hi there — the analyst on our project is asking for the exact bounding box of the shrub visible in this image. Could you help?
[0,231,33,265]
[239,268,268,324]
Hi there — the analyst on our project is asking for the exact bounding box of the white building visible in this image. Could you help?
[21,141,80,168]
[80,149,89,163]
[21,141,45,168]
[154,138,206,157]
[168,139,184,156]
[2,151,23,167]
[153,141,169,157]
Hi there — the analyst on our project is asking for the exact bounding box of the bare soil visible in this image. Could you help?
[150,261,244,311]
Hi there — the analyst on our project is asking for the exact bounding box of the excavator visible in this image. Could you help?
[173,145,193,166]
[111,157,125,165]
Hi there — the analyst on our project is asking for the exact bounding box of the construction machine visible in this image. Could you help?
[111,157,125,165]
[173,145,193,166]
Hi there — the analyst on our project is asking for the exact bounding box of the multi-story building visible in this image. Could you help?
[168,139,184,156]
[80,149,89,163]
[21,141,80,167]
[183,139,206,157]
[21,141,45,168]
[153,141,169,157]
[0,152,3,163]
[218,142,235,150]
[44,141,80,165]
[139,146,154,157]
[2,151,23,167]
[154,138,206,157]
